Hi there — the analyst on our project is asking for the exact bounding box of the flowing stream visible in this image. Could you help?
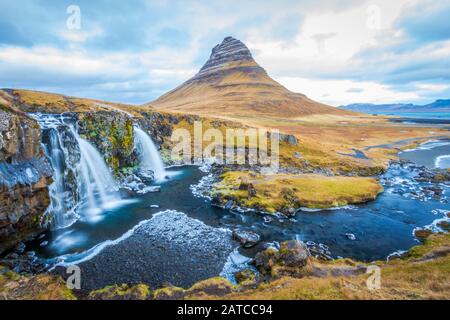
[19,115,450,288]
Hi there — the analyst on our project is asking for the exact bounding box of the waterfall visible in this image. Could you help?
[134,126,167,182]
[70,127,120,219]
[32,114,121,227]
[42,127,79,228]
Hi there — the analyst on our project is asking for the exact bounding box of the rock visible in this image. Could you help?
[136,186,161,194]
[262,241,280,251]
[14,242,26,254]
[247,183,257,198]
[414,228,432,241]
[0,106,53,254]
[271,133,299,146]
[196,37,255,78]
[345,233,356,241]
[211,194,223,206]
[279,240,310,268]
[185,277,235,297]
[437,221,450,232]
[152,286,185,300]
[253,247,279,274]
[77,111,137,172]
[253,240,310,275]
[285,135,298,146]
[294,152,302,159]
[89,284,150,300]
[238,182,249,190]
[232,230,261,248]
[284,207,296,216]
[224,200,235,210]
[136,168,155,184]
[234,269,256,284]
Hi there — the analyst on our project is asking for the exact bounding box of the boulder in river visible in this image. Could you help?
[253,240,310,275]
[232,230,260,248]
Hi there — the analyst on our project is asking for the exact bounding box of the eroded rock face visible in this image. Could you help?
[195,36,265,79]
[0,107,53,253]
[77,111,137,172]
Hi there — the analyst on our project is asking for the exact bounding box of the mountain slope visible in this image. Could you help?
[149,37,351,118]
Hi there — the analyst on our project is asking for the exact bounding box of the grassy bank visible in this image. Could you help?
[212,171,383,212]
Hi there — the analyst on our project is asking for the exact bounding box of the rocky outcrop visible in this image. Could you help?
[0,106,52,253]
[253,240,310,277]
[194,36,268,82]
[77,111,137,172]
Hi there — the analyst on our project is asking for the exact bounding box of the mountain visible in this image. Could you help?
[340,99,450,113]
[149,36,351,118]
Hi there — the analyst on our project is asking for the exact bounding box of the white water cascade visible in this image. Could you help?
[33,114,121,227]
[134,126,167,182]
[70,128,120,220]
[42,127,79,228]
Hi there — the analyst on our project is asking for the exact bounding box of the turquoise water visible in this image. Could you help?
[375,112,450,119]
[20,140,450,289]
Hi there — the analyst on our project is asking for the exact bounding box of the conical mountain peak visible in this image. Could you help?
[198,37,256,75]
[150,37,349,118]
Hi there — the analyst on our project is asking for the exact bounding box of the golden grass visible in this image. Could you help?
[8,89,147,116]
[193,235,450,300]
[213,171,383,211]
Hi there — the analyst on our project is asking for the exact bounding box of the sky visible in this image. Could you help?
[0,0,449,106]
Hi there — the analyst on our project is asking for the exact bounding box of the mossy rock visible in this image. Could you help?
[0,271,76,300]
[152,286,185,300]
[185,277,236,298]
[89,284,150,300]
[437,221,450,232]
[235,269,257,285]
[414,229,433,242]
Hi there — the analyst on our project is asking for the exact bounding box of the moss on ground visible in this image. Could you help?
[212,171,383,212]
[0,270,76,300]
[89,284,150,300]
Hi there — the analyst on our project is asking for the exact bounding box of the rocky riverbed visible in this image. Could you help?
[53,210,237,292]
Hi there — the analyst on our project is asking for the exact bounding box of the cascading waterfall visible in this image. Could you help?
[70,127,120,219]
[42,127,79,228]
[32,114,121,227]
[134,126,167,182]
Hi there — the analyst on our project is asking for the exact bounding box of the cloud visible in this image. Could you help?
[276,76,420,106]
[0,0,448,105]
[396,1,450,43]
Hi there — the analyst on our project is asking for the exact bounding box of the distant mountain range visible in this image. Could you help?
[340,99,450,113]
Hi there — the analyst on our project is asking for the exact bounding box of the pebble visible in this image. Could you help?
[345,233,356,241]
